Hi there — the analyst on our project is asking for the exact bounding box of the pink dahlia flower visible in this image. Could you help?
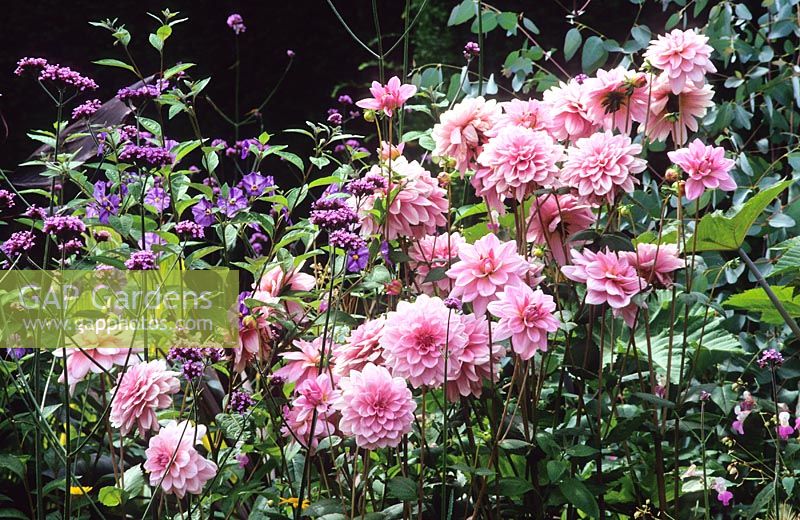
[526,193,596,265]
[408,232,466,295]
[445,313,502,401]
[622,243,683,287]
[281,403,338,449]
[644,28,717,94]
[53,332,142,388]
[432,97,501,173]
[446,233,530,315]
[110,360,180,438]
[381,294,467,388]
[358,157,448,240]
[542,79,598,141]
[274,337,336,386]
[476,126,564,202]
[583,67,649,133]
[561,131,646,205]
[642,74,714,144]
[143,421,217,499]
[355,76,416,117]
[332,316,386,378]
[489,98,551,134]
[233,314,271,373]
[562,248,645,308]
[254,263,315,321]
[487,285,560,360]
[667,138,736,200]
[335,363,416,449]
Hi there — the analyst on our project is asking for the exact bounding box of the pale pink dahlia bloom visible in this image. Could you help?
[445,313,502,401]
[643,74,714,145]
[110,359,180,438]
[335,363,416,449]
[432,96,501,173]
[358,157,448,240]
[667,138,736,200]
[476,126,564,202]
[254,263,315,321]
[622,243,683,287]
[562,248,645,308]
[143,421,217,499]
[408,232,466,295]
[644,28,716,94]
[542,79,598,141]
[526,193,596,265]
[54,332,142,387]
[446,233,530,315]
[560,131,646,205]
[583,67,649,133]
[489,98,551,134]
[487,285,560,360]
[332,316,387,378]
[355,76,416,117]
[281,374,340,449]
[381,294,467,388]
[274,337,336,386]
[233,314,271,373]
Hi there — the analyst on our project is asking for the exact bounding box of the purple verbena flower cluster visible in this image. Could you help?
[758,348,784,368]
[124,250,158,270]
[463,41,480,59]
[118,144,173,168]
[175,221,205,239]
[229,390,255,414]
[117,79,169,104]
[15,58,98,91]
[227,14,246,35]
[0,190,16,210]
[1,231,36,258]
[346,172,387,197]
[72,99,101,120]
[43,215,86,238]
[309,196,357,231]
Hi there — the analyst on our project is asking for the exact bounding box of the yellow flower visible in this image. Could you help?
[278,497,310,510]
[69,486,92,496]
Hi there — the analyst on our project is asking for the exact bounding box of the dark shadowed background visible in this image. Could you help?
[0,0,671,172]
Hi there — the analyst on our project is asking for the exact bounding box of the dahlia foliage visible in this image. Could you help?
[2,2,800,519]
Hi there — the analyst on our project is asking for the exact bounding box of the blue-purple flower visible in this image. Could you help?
[217,188,248,218]
[239,172,275,198]
[346,245,369,272]
[192,198,215,227]
[86,181,120,224]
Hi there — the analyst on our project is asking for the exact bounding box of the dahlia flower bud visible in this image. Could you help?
[385,279,402,296]
[363,109,376,123]
[437,171,451,187]
[665,166,681,183]
[676,181,685,198]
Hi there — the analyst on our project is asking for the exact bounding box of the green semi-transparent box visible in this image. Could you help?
[0,269,239,350]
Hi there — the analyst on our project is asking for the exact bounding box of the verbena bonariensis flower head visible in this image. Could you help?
[643,73,714,145]
[143,420,217,498]
[463,41,481,60]
[117,79,169,104]
[118,144,173,168]
[175,220,205,239]
[583,67,649,133]
[355,76,417,117]
[488,285,560,360]
[358,157,448,240]
[345,172,388,197]
[476,126,564,203]
[1,231,36,259]
[43,215,86,239]
[542,79,598,141]
[52,333,141,387]
[310,195,358,232]
[644,28,716,95]
[16,58,98,91]
[273,337,332,386]
[110,359,180,438]
[561,131,646,205]
[0,189,15,210]
[71,99,101,120]
[562,247,645,308]
[125,250,158,270]
[757,348,784,369]
[381,294,467,388]
[334,362,416,449]
[229,390,255,414]
[621,243,683,287]
[226,13,246,35]
[527,193,596,266]
[408,232,466,295]
[446,233,530,315]
[432,96,501,174]
[332,316,386,378]
[667,138,736,200]
[446,313,502,401]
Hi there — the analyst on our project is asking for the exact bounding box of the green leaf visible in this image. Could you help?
[148,33,163,52]
[98,486,122,507]
[769,237,800,278]
[164,63,195,79]
[0,454,25,480]
[564,28,582,61]
[689,179,794,252]
[725,286,800,325]
[156,24,172,41]
[581,36,607,73]
[448,0,475,26]
[387,476,417,501]
[497,12,517,32]
[498,477,534,496]
[560,478,599,518]
[308,175,341,189]
[546,460,567,483]
[92,58,135,73]
[747,485,774,520]
[665,12,681,30]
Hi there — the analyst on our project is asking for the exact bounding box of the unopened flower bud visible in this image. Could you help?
[363,109,376,123]
[385,279,402,296]
[665,166,681,183]
[676,180,685,198]
[437,171,450,187]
